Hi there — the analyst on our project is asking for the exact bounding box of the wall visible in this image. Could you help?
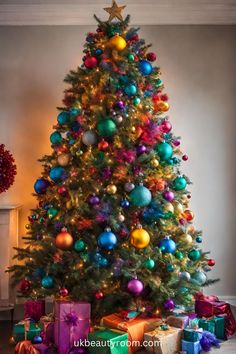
[0,25,235,298]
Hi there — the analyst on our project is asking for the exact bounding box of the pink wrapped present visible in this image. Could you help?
[24,300,45,322]
[54,300,90,354]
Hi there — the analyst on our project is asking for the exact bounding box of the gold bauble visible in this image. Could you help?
[55,230,74,250]
[151,158,159,167]
[155,101,170,112]
[164,202,174,214]
[180,233,193,245]
[108,35,127,51]
[106,184,117,194]
[174,202,184,216]
[130,227,150,249]
[58,153,70,166]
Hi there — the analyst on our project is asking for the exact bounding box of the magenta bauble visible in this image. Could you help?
[163,190,175,202]
[163,298,175,311]
[127,278,144,296]
[84,56,98,68]
[160,120,172,133]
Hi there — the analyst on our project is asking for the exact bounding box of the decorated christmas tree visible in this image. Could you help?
[9,1,217,320]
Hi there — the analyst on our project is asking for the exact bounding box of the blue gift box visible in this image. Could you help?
[182,339,201,354]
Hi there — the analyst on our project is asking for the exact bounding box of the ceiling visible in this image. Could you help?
[0,0,235,25]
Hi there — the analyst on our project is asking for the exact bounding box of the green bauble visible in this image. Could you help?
[130,185,152,207]
[175,251,184,260]
[173,176,187,191]
[166,264,174,272]
[47,207,58,219]
[145,258,155,270]
[188,248,201,261]
[156,142,173,161]
[97,119,117,138]
[74,239,85,252]
[128,53,135,61]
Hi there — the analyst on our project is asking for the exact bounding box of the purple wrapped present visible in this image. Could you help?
[24,300,45,322]
[54,300,91,354]
[33,343,49,354]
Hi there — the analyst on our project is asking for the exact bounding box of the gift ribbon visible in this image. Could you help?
[14,340,39,354]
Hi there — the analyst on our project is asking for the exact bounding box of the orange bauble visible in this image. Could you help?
[55,230,73,250]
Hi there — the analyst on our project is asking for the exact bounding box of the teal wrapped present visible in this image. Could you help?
[13,321,41,342]
[213,316,225,340]
[182,339,201,354]
[88,328,128,354]
[183,328,203,342]
[198,319,215,334]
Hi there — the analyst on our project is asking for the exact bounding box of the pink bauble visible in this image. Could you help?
[84,56,98,69]
[160,120,172,133]
[127,279,144,296]
[182,154,188,161]
[59,287,69,297]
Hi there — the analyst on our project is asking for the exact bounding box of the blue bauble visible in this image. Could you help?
[156,142,173,161]
[34,178,49,194]
[57,111,70,125]
[41,275,54,289]
[31,268,46,281]
[49,166,67,183]
[70,107,81,117]
[173,176,187,191]
[191,271,207,286]
[98,257,109,267]
[32,335,43,344]
[196,236,203,243]
[95,48,103,56]
[179,271,191,282]
[139,60,153,75]
[120,199,130,208]
[90,251,102,264]
[130,185,152,207]
[124,83,137,96]
[98,230,117,250]
[50,131,62,145]
[159,237,176,254]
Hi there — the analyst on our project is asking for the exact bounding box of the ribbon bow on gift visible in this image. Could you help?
[64,312,79,327]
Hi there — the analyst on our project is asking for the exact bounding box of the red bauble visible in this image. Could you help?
[0,144,17,193]
[98,140,109,151]
[95,290,104,299]
[160,93,169,102]
[183,210,194,222]
[19,279,31,294]
[208,259,215,267]
[182,154,188,161]
[146,52,157,62]
[84,56,98,68]
[58,186,68,197]
[59,287,69,297]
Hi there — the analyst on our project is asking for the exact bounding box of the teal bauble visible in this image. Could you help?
[124,83,137,96]
[179,287,189,294]
[97,119,117,138]
[188,249,201,261]
[156,142,173,161]
[50,131,62,145]
[145,258,155,270]
[47,207,58,219]
[49,166,67,183]
[173,176,187,191]
[175,251,184,260]
[128,53,135,61]
[57,111,70,125]
[41,275,54,289]
[130,185,152,207]
[192,270,207,285]
[166,264,174,272]
[133,97,141,106]
[74,239,85,252]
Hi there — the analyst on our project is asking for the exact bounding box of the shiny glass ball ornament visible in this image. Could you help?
[167,264,174,272]
[49,166,67,183]
[188,249,201,261]
[160,120,172,134]
[156,142,173,161]
[133,97,141,106]
[130,185,152,207]
[58,153,70,167]
[173,202,184,216]
[32,335,43,344]
[208,259,215,267]
[173,176,187,191]
[41,275,54,289]
[127,278,144,296]
[116,100,125,109]
[114,115,123,124]
[136,145,147,155]
[151,158,159,167]
[192,271,207,285]
[88,194,100,206]
[127,53,135,61]
[120,199,130,208]
[95,48,103,56]
[163,190,175,202]
[180,233,193,244]
[59,287,69,297]
[97,119,117,138]
[47,207,58,219]
[50,131,62,145]
[108,35,127,51]
[159,236,176,254]
[145,258,155,270]
[124,83,137,96]
[182,154,188,161]
[117,213,125,222]
[84,56,98,69]
[98,229,117,250]
[57,111,70,125]
[19,278,31,294]
[164,203,174,214]
[98,257,109,267]
[146,52,157,62]
[106,184,117,194]
[55,230,74,250]
[124,182,135,192]
[179,271,191,281]
[175,250,184,260]
[82,130,97,146]
[130,227,150,249]
[95,290,104,299]
[34,178,49,194]
[163,298,175,311]
[182,209,194,222]
[74,239,85,252]
[196,236,203,243]
[98,140,109,150]
[139,60,153,75]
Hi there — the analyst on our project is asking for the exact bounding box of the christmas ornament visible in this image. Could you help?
[95,48,103,56]
[163,299,175,311]
[155,101,169,112]
[163,190,175,202]
[47,207,58,219]
[139,60,153,75]
[146,52,156,62]
[159,236,176,254]
[175,250,184,260]
[98,140,109,150]
[163,203,174,214]
[124,83,137,96]
[136,144,147,155]
[124,182,135,192]
[82,130,97,145]
[167,264,174,272]
[116,100,125,109]
[173,176,187,191]
[114,115,123,124]
[49,166,67,183]
[98,228,117,250]
[99,257,109,267]
[180,233,193,244]
[192,270,207,285]
[196,236,203,243]
[55,229,74,250]
[34,178,49,194]
[173,202,184,215]
[95,290,104,299]
[179,271,191,281]
[117,213,125,222]
[41,275,54,289]
[182,154,188,161]
[130,185,152,207]
[208,259,215,267]
[58,153,70,166]
[50,131,62,145]
[151,158,159,167]
[145,258,155,270]
[188,248,201,261]
[19,279,31,294]
[104,0,126,22]
[120,199,130,208]
[0,144,17,193]
[88,194,100,206]
[58,186,68,197]
[127,278,144,296]
[133,97,141,105]
[130,226,150,249]
[74,239,86,252]
[97,119,117,138]
[59,287,69,297]
[32,335,43,344]
[128,53,135,61]
[57,111,70,124]
[182,209,194,221]
[84,56,98,69]
[156,142,173,161]
[106,184,117,194]
[108,35,127,51]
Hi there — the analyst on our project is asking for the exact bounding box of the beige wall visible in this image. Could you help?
[0,25,235,297]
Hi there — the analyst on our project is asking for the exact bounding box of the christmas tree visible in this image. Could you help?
[9,1,217,320]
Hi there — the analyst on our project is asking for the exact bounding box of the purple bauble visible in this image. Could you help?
[116,100,125,109]
[136,145,147,155]
[179,218,185,225]
[163,298,175,311]
[88,195,100,206]
[173,140,180,147]
[163,190,175,202]
[127,278,144,296]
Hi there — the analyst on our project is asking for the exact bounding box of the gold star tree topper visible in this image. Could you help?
[104,0,126,22]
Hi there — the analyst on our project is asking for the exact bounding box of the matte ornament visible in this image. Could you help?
[139,60,153,75]
[159,236,176,254]
[49,166,67,183]
[41,275,54,289]
[55,230,74,250]
[82,130,97,146]
[50,131,62,145]
[108,35,127,51]
[34,178,49,194]
[84,56,98,69]
[58,153,70,167]
[74,239,86,252]
[127,278,144,296]
[130,227,150,249]
[188,248,201,261]
[97,119,117,138]
[208,259,215,267]
[57,111,70,124]
[163,298,175,311]
[32,335,43,344]
[173,176,187,191]
[98,230,117,250]
[130,185,152,207]
[145,258,155,269]
[192,270,207,285]
[124,83,137,96]
[156,142,173,161]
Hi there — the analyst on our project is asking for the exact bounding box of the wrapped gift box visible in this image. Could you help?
[88,328,128,354]
[183,328,203,343]
[13,321,41,342]
[182,339,201,354]
[24,300,45,322]
[14,340,40,354]
[144,326,182,354]
[101,313,161,354]
[39,314,55,344]
[54,300,90,354]
[33,343,49,354]
[213,316,225,340]
[166,315,189,329]
[198,319,215,334]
